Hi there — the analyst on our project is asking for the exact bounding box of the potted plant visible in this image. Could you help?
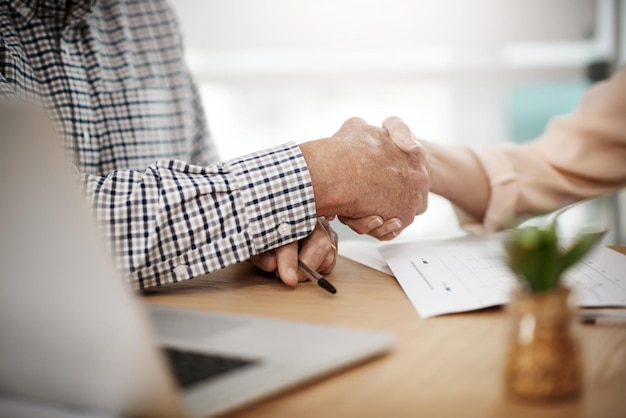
[503,220,604,401]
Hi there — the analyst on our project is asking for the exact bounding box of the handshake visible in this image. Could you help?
[301,115,431,239]
[251,116,433,285]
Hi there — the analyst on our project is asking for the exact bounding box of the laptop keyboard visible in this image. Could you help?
[163,347,258,389]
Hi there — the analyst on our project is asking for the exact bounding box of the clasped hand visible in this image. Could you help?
[252,116,428,287]
[249,217,338,286]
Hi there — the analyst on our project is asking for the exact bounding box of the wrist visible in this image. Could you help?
[422,141,448,197]
[299,139,351,217]
[423,141,490,221]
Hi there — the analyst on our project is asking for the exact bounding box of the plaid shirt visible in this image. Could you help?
[0,0,317,289]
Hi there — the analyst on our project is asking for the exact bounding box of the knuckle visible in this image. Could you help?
[320,238,334,254]
[345,116,365,126]
[416,193,429,215]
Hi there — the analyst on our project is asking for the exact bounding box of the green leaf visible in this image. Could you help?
[558,230,605,276]
[504,222,604,293]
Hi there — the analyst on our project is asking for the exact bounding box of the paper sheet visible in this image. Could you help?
[377,236,626,319]
[338,240,393,276]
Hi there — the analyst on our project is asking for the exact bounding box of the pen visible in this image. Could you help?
[298,260,337,294]
[579,309,626,325]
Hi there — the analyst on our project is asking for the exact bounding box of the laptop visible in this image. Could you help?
[0,102,394,417]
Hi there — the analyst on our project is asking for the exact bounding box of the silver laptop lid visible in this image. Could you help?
[0,102,396,418]
[0,102,185,417]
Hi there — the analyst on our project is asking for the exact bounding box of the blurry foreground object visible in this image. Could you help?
[503,221,604,401]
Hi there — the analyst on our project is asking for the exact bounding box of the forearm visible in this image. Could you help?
[423,140,491,222]
[80,143,317,290]
[454,69,626,231]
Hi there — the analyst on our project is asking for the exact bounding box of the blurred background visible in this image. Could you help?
[169,0,625,244]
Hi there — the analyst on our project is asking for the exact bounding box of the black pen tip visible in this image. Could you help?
[318,278,337,294]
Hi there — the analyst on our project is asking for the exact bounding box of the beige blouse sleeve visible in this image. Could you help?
[456,68,626,234]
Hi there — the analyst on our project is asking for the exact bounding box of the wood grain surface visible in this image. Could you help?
[143,247,626,418]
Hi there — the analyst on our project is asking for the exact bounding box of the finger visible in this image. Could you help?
[319,217,339,256]
[382,116,423,153]
[338,215,384,234]
[377,230,401,241]
[317,216,332,233]
[340,216,403,240]
[249,250,277,273]
[319,245,337,275]
[275,242,299,286]
[299,222,338,276]
[365,218,403,240]
[323,224,339,274]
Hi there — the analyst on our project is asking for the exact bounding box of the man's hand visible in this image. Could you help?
[299,117,430,236]
[249,217,338,287]
[337,116,430,240]
[251,116,429,284]
[339,215,405,241]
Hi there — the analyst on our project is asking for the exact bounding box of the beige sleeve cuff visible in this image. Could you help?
[454,145,521,234]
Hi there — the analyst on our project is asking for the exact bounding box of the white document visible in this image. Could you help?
[378,236,626,319]
[338,240,394,276]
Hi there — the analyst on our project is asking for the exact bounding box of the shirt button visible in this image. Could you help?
[277,222,290,236]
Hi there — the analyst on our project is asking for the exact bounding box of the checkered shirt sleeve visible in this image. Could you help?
[1,0,318,289]
[81,143,317,290]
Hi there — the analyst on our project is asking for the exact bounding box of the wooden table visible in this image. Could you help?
[144,247,626,418]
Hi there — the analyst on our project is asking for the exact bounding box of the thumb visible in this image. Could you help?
[275,242,300,286]
[382,116,423,153]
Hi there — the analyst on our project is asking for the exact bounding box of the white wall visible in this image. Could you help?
[168,0,621,242]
